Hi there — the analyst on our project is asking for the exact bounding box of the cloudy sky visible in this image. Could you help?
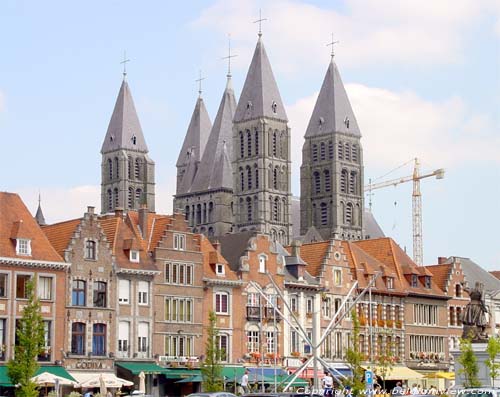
[1,0,498,268]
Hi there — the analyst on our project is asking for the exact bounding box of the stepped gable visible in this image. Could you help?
[200,236,238,281]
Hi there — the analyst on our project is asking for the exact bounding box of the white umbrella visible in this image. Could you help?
[100,374,107,396]
[32,372,77,386]
[79,374,133,389]
[138,372,145,394]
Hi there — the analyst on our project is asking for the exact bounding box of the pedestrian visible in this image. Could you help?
[344,385,353,397]
[411,384,419,395]
[241,370,249,394]
[322,371,334,397]
[392,382,403,396]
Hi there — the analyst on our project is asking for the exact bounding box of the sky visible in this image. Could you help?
[1,0,499,268]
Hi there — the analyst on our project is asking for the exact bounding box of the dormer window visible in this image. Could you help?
[344,116,350,129]
[386,277,394,289]
[16,239,31,256]
[130,250,139,263]
[246,101,253,110]
[271,101,277,113]
[411,274,418,287]
[216,264,225,275]
[131,135,137,145]
[424,276,431,289]
[259,255,266,273]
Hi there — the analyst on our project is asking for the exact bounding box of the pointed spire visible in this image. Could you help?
[191,77,237,192]
[234,37,287,123]
[101,79,148,153]
[305,59,361,138]
[35,192,46,226]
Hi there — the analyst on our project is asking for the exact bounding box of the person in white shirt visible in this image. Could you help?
[322,372,334,397]
[241,370,249,394]
[411,384,420,395]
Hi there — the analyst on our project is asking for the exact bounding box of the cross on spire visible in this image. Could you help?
[253,8,267,37]
[221,34,238,77]
[120,51,130,79]
[326,33,339,59]
[195,70,205,97]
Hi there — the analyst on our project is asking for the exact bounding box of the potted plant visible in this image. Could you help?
[291,351,301,358]
[395,320,402,328]
[386,319,394,327]
[377,319,385,327]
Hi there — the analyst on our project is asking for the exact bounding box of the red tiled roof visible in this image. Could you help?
[426,264,452,291]
[490,271,500,280]
[292,241,330,277]
[42,218,82,258]
[200,236,238,281]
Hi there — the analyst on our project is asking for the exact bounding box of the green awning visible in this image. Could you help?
[221,366,245,380]
[276,374,309,387]
[0,366,13,387]
[162,368,201,380]
[35,366,76,382]
[176,375,203,383]
[116,362,167,375]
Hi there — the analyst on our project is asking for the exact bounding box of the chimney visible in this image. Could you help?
[114,208,124,218]
[438,257,447,265]
[291,240,302,258]
[139,204,148,239]
[87,206,95,214]
[212,240,221,253]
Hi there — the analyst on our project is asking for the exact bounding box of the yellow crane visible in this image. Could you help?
[365,158,445,265]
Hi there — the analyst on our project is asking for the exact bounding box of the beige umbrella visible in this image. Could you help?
[79,374,133,389]
[100,374,107,396]
[138,372,145,394]
[32,372,77,397]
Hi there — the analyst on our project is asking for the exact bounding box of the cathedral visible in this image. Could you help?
[99,32,377,245]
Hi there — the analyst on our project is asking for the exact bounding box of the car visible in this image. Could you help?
[187,393,238,397]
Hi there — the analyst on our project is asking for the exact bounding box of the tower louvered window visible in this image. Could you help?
[255,130,259,155]
[273,198,279,222]
[345,203,353,224]
[128,187,133,209]
[320,142,326,160]
[324,170,331,192]
[281,167,286,191]
[345,143,351,161]
[135,188,142,205]
[254,165,259,188]
[352,144,358,162]
[108,159,113,180]
[328,141,334,159]
[247,130,252,157]
[247,166,252,190]
[107,189,112,211]
[349,172,356,194]
[312,144,318,162]
[128,156,132,179]
[340,169,348,193]
[273,167,278,190]
[135,158,141,179]
[314,172,321,194]
[280,132,286,159]
[247,197,253,221]
[115,157,119,179]
[338,142,344,160]
[240,132,244,158]
[240,168,244,191]
[272,131,277,156]
[320,202,328,226]
[113,188,119,209]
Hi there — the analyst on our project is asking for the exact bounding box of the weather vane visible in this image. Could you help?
[221,34,238,77]
[253,8,267,37]
[195,70,205,97]
[120,51,130,78]
[326,33,339,59]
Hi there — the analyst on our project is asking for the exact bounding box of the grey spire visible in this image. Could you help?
[190,77,237,192]
[305,60,360,137]
[101,79,148,153]
[176,97,212,168]
[34,193,46,226]
[234,37,287,122]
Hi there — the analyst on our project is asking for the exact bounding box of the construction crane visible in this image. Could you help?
[365,158,445,266]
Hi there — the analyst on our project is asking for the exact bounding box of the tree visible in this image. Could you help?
[485,335,500,386]
[457,336,481,388]
[7,279,45,397]
[201,311,224,392]
[374,333,396,392]
[345,310,365,396]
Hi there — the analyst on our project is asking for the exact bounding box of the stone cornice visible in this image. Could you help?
[0,256,70,270]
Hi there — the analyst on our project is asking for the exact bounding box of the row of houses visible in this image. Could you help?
[1,191,499,395]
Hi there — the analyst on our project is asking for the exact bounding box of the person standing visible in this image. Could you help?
[322,371,334,397]
[241,370,249,394]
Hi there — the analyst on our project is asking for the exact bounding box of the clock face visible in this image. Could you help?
[334,251,341,261]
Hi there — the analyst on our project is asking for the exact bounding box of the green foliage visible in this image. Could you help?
[68,392,82,397]
[345,310,365,396]
[7,279,45,397]
[485,335,500,385]
[458,336,481,388]
[374,332,396,391]
[201,311,224,392]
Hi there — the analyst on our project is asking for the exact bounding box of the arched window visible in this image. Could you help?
[135,188,142,205]
[340,169,348,193]
[239,198,244,223]
[312,203,317,225]
[208,227,214,237]
[338,142,344,160]
[196,204,202,225]
[282,197,287,224]
[240,131,244,158]
[240,167,244,191]
[128,156,132,179]
[328,141,334,159]
[340,201,345,224]
[324,170,331,192]
[247,166,252,190]
[108,159,113,180]
[320,202,328,226]
[254,196,259,215]
[273,198,279,222]
[114,157,119,179]
[185,205,190,221]
[107,189,113,211]
[272,131,277,156]
[320,142,326,160]
[345,143,351,161]
[203,203,207,224]
[273,167,278,190]
[113,188,119,209]
[254,164,259,188]
[128,187,133,209]
[352,144,358,162]
[255,130,259,155]
[346,203,353,225]
[247,130,252,157]
[277,198,281,222]
[208,202,214,223]
[281,166,286,191]
[349,171,357,194]
[247,197,253,222]
[280,131,286,158]
[135,158,141,179]
[312,144,318,162]
[313,172,321,194]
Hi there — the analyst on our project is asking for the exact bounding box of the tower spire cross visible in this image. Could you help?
[326,34,339,59]
[253,8,267,37]
[221,34,238,77]
[120,51,130,78]
[195,70,205,97]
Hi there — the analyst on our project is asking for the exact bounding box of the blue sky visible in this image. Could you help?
[1,0,498,268]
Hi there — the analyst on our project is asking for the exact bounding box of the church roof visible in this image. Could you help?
[234,37,287,123]
[190,77,236,192]
[363,210,385,239]
[176,96,211,168]
[101,79,148,154]
[35,199,46,226]
[305,59,360,138]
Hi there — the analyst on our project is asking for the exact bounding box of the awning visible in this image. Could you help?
[221,366,246,380]
[116,362,166,375]
[36,366,76,382]
[176,375,203,383]
[424,371,455,380]
[276,374,309,387]
[162,368,201,380]
[0,366,13,387]
[364,366,424,380]
[292,368,325,379]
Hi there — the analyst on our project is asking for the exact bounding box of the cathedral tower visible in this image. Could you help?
[232,34,292,244]
[101,77,155,214]
[300,56,364,240]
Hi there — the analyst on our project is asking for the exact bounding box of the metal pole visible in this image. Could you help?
[313,296,319,392]
[369,287,373,363]
[260,295,265,392]
[274,297,277,392]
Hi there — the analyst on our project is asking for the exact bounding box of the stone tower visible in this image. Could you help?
[232,34,292,245]
[300,57,364,240]
[101,77,155,214]
[174,75,236,237]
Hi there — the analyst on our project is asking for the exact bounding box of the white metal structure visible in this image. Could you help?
[365,158,444,266]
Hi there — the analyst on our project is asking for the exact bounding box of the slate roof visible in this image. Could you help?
[0,192,64,263]
[363,210,385,239]
[200,236,238,281]
[217,231,255,272]
[35,200,46,226]
[101,79,148,154]
[305,60,360,138]
[448,256,500,295]
[234,37,287,123]
[190,77,236,192]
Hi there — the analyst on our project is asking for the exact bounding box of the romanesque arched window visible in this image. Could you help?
[113,188,119,209]
[338,142,344,160]
[328,141,334,159]
[280,131,286,159]
[272,131,277,157]
[107,189,112,211]
[185,205,190,221]
[128,156,132,179]
[312,203,317,225]
[314,171,321,194]
[345,143,351,161]
[312,144,318,162]
[340,169,348,193]
[247,130,252,157]
[240,131,244,158]
[282,197,287,224]
[324,169,331,192]
[255,130,259,155]
[114,157,119,179]
[273,167,278,190]
[349,171,357,194]
[239,198,244,223]
[320,142,326,160]
[273,197,279,222]
[240,167,244,191]
[281,166,287,191]
[254,164,259,189]
[320,202,328,226]
[135,188,142,205]
[254,196,259,217]
[128,187,134,209]
[346,203,353,225]
[208,202,214,223]
[108,159,113,180]
[208,227,214,237]
[247,197,253,222]
[247,166,252,190]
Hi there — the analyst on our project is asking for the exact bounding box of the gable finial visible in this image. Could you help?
[221,34,238,78]
[120,50,131,80]
[253,8,267,37]
[326,33,339,60]
[195,70,205,98]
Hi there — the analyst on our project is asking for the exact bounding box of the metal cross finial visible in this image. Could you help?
[195,70,205,97]
[253,8,267,37]
[120,51,130,79]
[221,34,238,77]
[326,33,339,59]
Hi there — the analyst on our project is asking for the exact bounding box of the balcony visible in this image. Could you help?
[265,307,281,322]
[246,306,261,321]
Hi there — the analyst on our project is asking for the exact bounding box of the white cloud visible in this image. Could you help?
[193,0,490,73]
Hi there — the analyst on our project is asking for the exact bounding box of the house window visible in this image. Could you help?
[38,321,52,361]
[174,233,185,250]
[217,334,228,361]
[265,330,276,354]
[138,322,149,353]
[0,319,5,359]
[0,274,6,297]
[216,264,224,275]
[36,276,52,301]
[306,297,314,314]
[118,279,130,304]
[165,263,193,285]
[290,295,298,313]
[215,292,229,314]
[93,281,107,308]
[85,240,96,260]
[164,335,193,357]
[411,274,418,287]
[138,281,149,305]
[130,250,139,262]
[72,280,86,306]
[333,269,342,286]
[71,322,86,355]
[164,297,193,322]
[118,321,129,354]
[424,276,431,289]
[16,239,31,256]
[16,275,31,299]
[455,284,462,298]
[246,330,259,352]
[386,277,394,289]
[290,330,299,353]
[322,298,331,318]
[92,323,106,356]
[259,256,266,273]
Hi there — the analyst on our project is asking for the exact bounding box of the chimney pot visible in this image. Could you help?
[114,208,124,218]
[291,240,302,258]
[87,206,95,214]
[438,257,447,264]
